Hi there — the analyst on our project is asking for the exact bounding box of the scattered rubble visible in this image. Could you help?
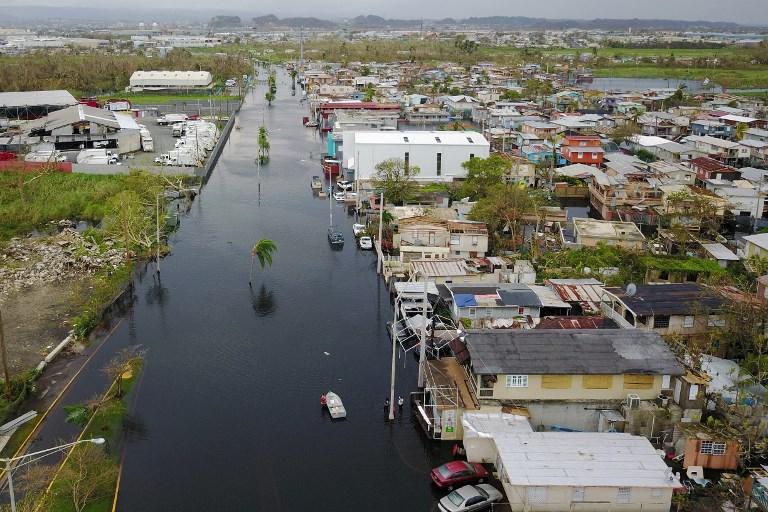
[0,223,125,300]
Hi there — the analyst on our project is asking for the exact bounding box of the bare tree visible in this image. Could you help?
[55,444,117,512]
[102,347,145,399]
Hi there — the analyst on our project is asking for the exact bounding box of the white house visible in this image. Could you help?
[494,432,679,511]
[343,130,490,183]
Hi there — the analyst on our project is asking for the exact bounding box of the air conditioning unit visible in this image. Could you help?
[627,393,640,409]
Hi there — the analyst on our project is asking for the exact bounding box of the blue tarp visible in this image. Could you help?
[455,294,477,307]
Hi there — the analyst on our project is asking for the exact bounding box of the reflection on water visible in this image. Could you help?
[250,284,276,317]
[122,414,150,441]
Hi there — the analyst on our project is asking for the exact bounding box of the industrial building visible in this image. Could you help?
[0,90,78,120]
[342,130,490,183]
[22,104,141,154]
[128,71,213,92]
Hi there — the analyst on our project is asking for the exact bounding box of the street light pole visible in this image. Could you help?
[1,438,106,512]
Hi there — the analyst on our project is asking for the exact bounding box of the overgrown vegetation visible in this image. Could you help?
[0,48,251,96]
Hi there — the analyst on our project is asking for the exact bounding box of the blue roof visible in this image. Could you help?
[455,294,477,307]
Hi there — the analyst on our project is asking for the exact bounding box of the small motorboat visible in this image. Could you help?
[321,391,346,419]
[311,176,322,190]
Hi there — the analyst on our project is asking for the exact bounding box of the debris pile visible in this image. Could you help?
[0,223,125,299]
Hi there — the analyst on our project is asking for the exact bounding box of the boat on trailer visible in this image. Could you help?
[321,391,346,419]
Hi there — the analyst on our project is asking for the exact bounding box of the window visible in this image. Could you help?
[542,375,572,389]
[518,307,525,315]
[683,316,695,328]
[662,375,671,389]
[471,235,479,246]
[572,487,585,502]
[592,152,598,158]
[468,308,476,317]
[708,315,726,327]
[435,136,441,143]
[404,152,410,173]
[689,384,699,401]
[578,152,584,158]
[654,315,670,329]
[651,488,663,498]
[436,152,442,175]
[505,375,528,388]
[624,374,654,390]
[467,137,474,144]
[403,136,409,143]
[469,153,475,160]
[700,441,726,455]
[617,487,631,504]
[583,375,612,389]
[450,234,460,246]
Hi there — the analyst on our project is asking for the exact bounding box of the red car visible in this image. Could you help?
[431,461,489,489]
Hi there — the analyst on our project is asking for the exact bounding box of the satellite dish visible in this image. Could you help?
[626,283,637,297]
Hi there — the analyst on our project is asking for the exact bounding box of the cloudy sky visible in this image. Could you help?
[8,0,768,24]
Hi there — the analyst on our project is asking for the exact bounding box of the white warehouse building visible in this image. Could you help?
[129,71,213,92]
[343,130,490,183]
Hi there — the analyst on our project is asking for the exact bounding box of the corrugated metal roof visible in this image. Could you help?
[605,283,722,316]
[0,90,77,108]
[495,432,680,489]
[544,279,605,314]
[464,329,683,376]
[701,243,739,262]
[411,259,469,277]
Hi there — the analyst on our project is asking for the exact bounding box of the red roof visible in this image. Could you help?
[536,316,613,329]
[689,157,738,174]
[318,102,400,111]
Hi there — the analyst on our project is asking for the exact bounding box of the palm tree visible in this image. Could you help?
[258,126,270,163]
[735,122,748,141]
[265,90,275,106]
[249,239,277,286]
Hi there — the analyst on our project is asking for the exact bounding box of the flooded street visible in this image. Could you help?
[101,72,449,510]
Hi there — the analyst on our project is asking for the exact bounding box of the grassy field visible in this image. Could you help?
[0,171,199,241]
[592,65,768,88]
[97,92,240,105]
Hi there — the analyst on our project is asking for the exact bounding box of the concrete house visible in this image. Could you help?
[448,285,570,329]
[743,233,768,259]
[600,283,726,338]
[493,432,679,512]
[572,218,646,250]
[462,329,682,404]
[447,220,489,258]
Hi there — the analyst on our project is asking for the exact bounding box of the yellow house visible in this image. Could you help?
[464,330,683,403]
[744,233,768,259]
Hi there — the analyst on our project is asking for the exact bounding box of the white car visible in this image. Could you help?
[358,236,373,250]
[337,180,353,191]
[333,192,346,202]
[438,484,504,512]
[352,223,366,236]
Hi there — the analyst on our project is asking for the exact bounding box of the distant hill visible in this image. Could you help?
[209,16,242,28]
[251,15,336,29]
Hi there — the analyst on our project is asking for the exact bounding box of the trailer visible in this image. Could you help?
[158,113,189,126]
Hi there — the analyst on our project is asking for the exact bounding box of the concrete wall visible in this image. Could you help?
[484,374,664,402]
[501,481,673,512]
[450,232,489,257]
[349,138,490,182]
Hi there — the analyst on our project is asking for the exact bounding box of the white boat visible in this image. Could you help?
[322,391,346,419]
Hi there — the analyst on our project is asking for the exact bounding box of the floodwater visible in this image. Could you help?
[101,71,451,510]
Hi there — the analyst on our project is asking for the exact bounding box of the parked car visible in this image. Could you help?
[358,236,373,250]
[337,180,353,191]
[333,192,346,202]
[327,226,344,246]
[352,223,366,236]
[431,461,489,489]
[437,484,503,512]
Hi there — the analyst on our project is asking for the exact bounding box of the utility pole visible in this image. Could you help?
[0,308,10,397]
[417,275,428,388]
[156,194,161,274]
[377,192,384,274]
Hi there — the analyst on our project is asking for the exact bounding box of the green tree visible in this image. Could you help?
[459,154,510,199]
[371,158,420,206]
[735,122,748,141]
[265,90,275,106]
[249,239,277,285]
[102,190,155,257]
[469,183,539,252]
[500,89,522,101]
